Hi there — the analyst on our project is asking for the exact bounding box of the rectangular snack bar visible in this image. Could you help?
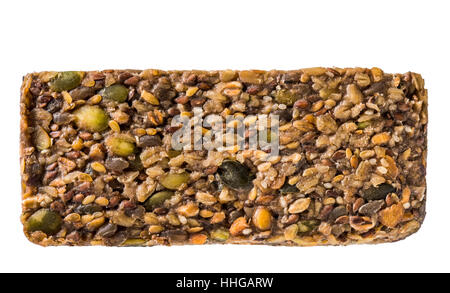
[20,68,427,246]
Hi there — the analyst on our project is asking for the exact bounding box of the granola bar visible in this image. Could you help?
[20,68,427,246]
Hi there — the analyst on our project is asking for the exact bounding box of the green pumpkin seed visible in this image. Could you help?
[160,172,190,190]
[108,137,135,157]
[144,190,175,210]
[210,228,230,241]
[273,89,299,106]
[25,208,62,235]
[298,220,320,233]
[167,149,182,158]
[49,71,82,92]
[218,160,253,190]
[357,121,371,130]
[73,105,109,132]
[99,84,129,102]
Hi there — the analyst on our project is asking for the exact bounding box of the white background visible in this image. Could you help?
[0,0,448,273]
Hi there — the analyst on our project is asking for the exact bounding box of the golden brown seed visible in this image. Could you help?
[148,225,164,234]
[108,120,120,133]
[91,162,106,173]
[252,207,272,231]
[72,137,84,151]
[284,224,298,240]
[61,91,73,104]
[186,87,199,97]
[371,132,391,145]
[350,155,359,169]
[190,233,208,245]
[379,203,404,228]
[199,209,214,218]
[210,211,226,224]
[141,90,159,105]
[95,196,109,206]
[82,195,96,205]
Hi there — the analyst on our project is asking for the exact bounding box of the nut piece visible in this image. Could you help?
[284,224,299,241]
[379,203,404,228]
[195,192,217,206]
[288,198,311,214]
[33,126,51,150]
[252,207,272,231]
[190,233,208,245]
[371,132,391,145]
[229,217,249,236]
[362,183,395,201]
[177,202,199,217]
[315,113,337,134]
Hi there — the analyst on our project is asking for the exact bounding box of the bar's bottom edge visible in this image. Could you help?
[23,218,423,247]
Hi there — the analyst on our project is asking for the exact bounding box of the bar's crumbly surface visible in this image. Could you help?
[20,68,427,246]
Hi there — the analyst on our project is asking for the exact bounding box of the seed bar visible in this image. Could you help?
[20,68,427,246]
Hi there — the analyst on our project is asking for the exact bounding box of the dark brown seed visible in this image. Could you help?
[119,200,136,210]
[91,72,105,80]
[108,196,120,208]
[105,157,129,173]
[183,73,197,85]
[161,230,188,243]
[167,107,180,116]
[398,103,410,112]
[66,231,81,242]
[79,132,93,140]
[69,87,95,100]
[328,206,347,223]
[97,223,118,238]
[30,87,41,96]
[174,95,189,104]
[331,150,346,161]
[66,151,81,160]
[77,182,92,192]
[37,95,51,105]
[294,99,309,109]
[124,76,140,86]
[118,72,133,82]
[50,201,65,213]
[74,203,103,214]
[190,97,206,107]
[73,193,84,203]
[197,82,211,90]
[246,85,261,95]
[319,205,334,220]
[46,162,58,171]
[138,135,162,148]
[45,98,63,113]
[280,214,299,225]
